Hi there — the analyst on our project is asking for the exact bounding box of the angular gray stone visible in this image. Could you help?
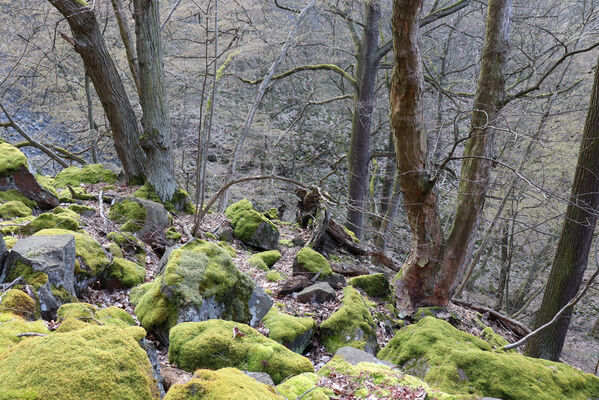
[296,282,336,304]
[2,235,76,319]
[111,197,169,244]
[216,224,235,242]
[243,371,274,386]
[335,346,395,368]
[248,286,273,326]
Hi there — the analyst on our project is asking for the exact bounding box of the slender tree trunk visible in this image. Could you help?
[391,0,511,310]
[134,0,177,201]
[495,221,509,310]
[525,51,599,361]
[48,0,147,182]
[346,0,380,239]
[111,0,142,97]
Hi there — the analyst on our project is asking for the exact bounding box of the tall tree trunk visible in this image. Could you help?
[391,0,511,310]
[525,51,599,361]
[133,0,177,201]
[49,0,146,182]
[346,0,380,239]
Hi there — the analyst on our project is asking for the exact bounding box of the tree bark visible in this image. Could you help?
[133,0,177,201]
[48,0,147,182]
[346,0,380,239]
[525,51,599,361]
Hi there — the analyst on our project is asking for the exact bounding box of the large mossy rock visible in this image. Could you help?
[0,312,50,354]
[2,235,77,319]
[133,239,272,343]
[0,325,160,400]
[53,164,117,188]
[377,316,599,400]
[23,208,81,235]
[262,307,316,354]
[134,182,194,214]
[0,142,59,209]
[169,320,314,384]
[320,286,378,355]
[0,289,36,318]
[102,257,146,289]
[225,199,279,250]
[34,229,111,294]
[109,197,169,243]
[348,273,390,297]
[248,250,282,271]
[0,200,32,219]
[292,247,333,278]
[164,368,283,400]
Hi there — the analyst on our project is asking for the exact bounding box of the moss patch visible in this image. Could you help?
[293,247,332,277]
[217,241,236,258]
[24,211,80,234]
[0,142,28,177]
[348,273,390,297]
[164,368,282,400]
[262,307,315,353]
[5,260,48,290]
[134,183,194,214]
[3,236,17,249]
[0,201,32,218]
[0,289,36,318]
[377,317,599,400]
[225,199,279,249]
[320,286,377,354]
[68,204,95,216]
[276,372,332,400]
[253,250,281,267]
[107,231,146,265]
[0,325,159,399]
[166,227,182,241]
[57,303,135,328]
[35,174,60,199]
[169,320,314,384]
[0,190,36,209]
[0,312,49,354]
[109,199,146,232]
[104,257,146,288]
[266,271,284,282]
[53,164,117,188]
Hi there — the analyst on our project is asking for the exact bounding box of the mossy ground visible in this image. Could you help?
[53,164,117,188]
[348,273,390,297]
[168,320,314,384]
[0,142,28,177]
[252,250,281,267]
[165,368,282,400]
[0,325,159,400]
[262,307,315,351]
[57,302,135,329]
[294,247,332,276]
[166,227,182,241]
[320,286,377,353]
[377,317,599,400]
[109,199,146,232]
[0,200,32,218]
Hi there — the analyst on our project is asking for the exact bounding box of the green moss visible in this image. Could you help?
[263,208,279,220]
[262,307,315,353]
[57,303,134,328]
[34,229,110,278]
[0,190,36,209]
[35,174,59,198]
[0,142,27,177]
[58,186,88,202]
[294,247,332,276]
[225,199,279,247]
[169,320,314,384]
[348,273,390,297]
[5,261,48,289]
[109,199,146,232]
[0,216,34,235]
[0,325,159,399]
[253,250,281,267]
[248,254,269,271]
[0,201,32,218]
[134,183,194,214]
[55,317,90,333]
[320,355,463,400]
[106,242,124,258]
[279,238,294,247]
[0,289,35,318]
[53,164,117,188]
[480,327,511,350]
[3,236,17,249]
[24,212,80,234]
[205,232,217,240]
[0,313,49,354]
[320,286,377,353]
[217,241,236,257]
[342,226,359,243]
[129,282,155,306]
[107,231,146,265]
[276,373,332,400]
[266,271,284,282]
[166,227,182,241]
[377,317,599,400]
[105,257,146,288]
[68,204,95,216]
[164,368,282,400]
[50,285,77,304]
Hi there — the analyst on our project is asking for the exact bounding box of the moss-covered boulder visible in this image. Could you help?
[109,197,169,243]
[164,368,283,400]
[0,289,36,318]
[377,316,599,400]
[276,372,332,400]
[53,164,117,188]
[262,307,316,354]
[0,200,32,218]
[34,229,111,294]
[0,189,36,209]
[0,143,59,209]
[292,247,333,278]
[266,271,284,282]
[134,182,194,214]
[225,199,280,250]
[249,250,281,271]
[320,286,378,355]
[169,320,314,384]
[107,231,147,265]
[134,239,272,343]
[102,257,146,289]
[23,210,80,235]
[0,312,50,354]
[0,325,160,399]
[348,273,390,297]
[3,234,77,319]
[56,302,136,328]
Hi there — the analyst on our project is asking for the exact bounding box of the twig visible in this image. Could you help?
[297,385,321,400]
[16,332,47,337]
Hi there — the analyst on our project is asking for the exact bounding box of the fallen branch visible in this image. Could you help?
[502,265,599,351]
[16,332,47,337]
[451,298,530,337]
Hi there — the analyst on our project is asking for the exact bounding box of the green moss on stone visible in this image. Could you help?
[24,212,80,234]
[377,317,599,400]
[348,273,390,297]
[320,286,377,353]
[109,199,146,232]
[263,208,280,220]
[53,164,117,188]
[248,254,269,271]
[253,250,281,267]
[0,216,34,235]
[0,201,32,218]
[0,143,27,177]
[0,313,49,354]
[262,307,315,353]
[35,174,59,198]
[266,271,284,282]
[0,289,36,318]
[166,227,182,241]
[129,282,154,306]
[34,229,110,278]
[107,231,146,265]
[0,325,159,399]
[225,199,279,247]
[5,261,48,290]
[165,368,282,400]
[481,326,511,350]
[106,242,124,258]
[342,226,359,243]
[294,247,332,276]
[3,236,17,249]
[57,303,134,328]
[169,320,314,384]
[217,241,236,257]
[0,190,36,209]
[68,204,95,216]
[105,257,146,288]
[134,183,194,214]
[276,372,331,400]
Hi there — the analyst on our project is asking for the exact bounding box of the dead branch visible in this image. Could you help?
[16,332,47,337]
[451,298,531,337]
